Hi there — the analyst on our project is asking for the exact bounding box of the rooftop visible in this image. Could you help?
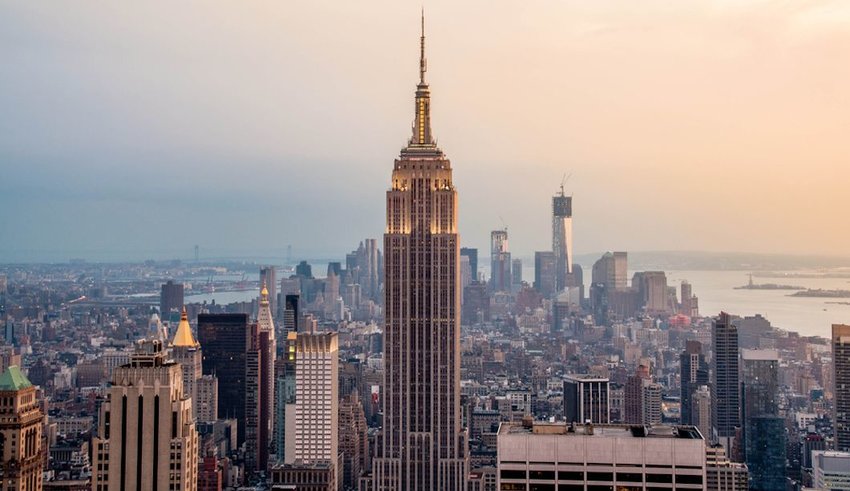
[499,422,703,440]
[0,365,33,391]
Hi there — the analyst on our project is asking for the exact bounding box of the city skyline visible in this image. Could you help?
[4,1,850,263]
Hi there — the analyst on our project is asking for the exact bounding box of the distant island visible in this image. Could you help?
[735,283,805,290]
[735,274,805,290]
[789,289,850,298]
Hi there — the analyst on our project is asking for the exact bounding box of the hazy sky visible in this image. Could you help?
[2,1,849,262]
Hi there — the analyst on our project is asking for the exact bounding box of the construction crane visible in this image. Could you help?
[559,172,572,196]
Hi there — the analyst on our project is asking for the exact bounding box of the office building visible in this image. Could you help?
[552,189,573,291]
[706,445,749,491]
[260,266,277,318]
[633,271,669,314]
[812,450,850,490]
[497,422,706,490]
[339,393,369,490]
[680,341,709,426]
[591,252,628,290]
[692,385,711,440]
[196,374,218,422]
[274,332,339,489]
[834,324,850,451]
[295,333,338,463]
[511,258,523,287]
[490,229,511,292]
[283,293,300,333]
[171,306,203,419]
[534,251,556,298]
[460,247,479,282]
[741,349,784,490]
[712,312,740,451]
[198,313,249,444]
[92,340,198,491]
[372,15,467,490]
[0,365,44,491]
[563,374,609,424]
[160,280,184,322]
[245,285,276,474]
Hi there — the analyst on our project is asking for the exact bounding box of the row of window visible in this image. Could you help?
[500,470,702,485]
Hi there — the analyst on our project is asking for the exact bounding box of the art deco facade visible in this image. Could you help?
[92,339,198,491]
[373,15,467,490]
[0,365,44,491]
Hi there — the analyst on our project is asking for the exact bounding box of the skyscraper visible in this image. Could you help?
[160,279,184,322]
[198,313,249,444]
[712,312,741,452]
[834,324,850,452]
[373,14,467,490]
[740,349,784,490]
[552,188,573,291]
[260,266,277,318]
[248,284,276,474]
[0,365,44,491]
[171,306,203,420]
[460,247,478,282]
[490,229,511,292]
[92,340,198,491]
[680,340,709,426]
[534,251,556,298]
[273,332,339,490]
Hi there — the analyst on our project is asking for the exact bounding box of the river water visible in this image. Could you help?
[186,269,850,339]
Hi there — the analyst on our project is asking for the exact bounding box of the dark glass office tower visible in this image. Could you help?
[198,313,249,444]
[160,280,184,321]
[711,312,740,452]
[741,349,784,490]
[680,340,709,425]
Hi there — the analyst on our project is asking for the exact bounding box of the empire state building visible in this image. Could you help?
[372,14,467,491]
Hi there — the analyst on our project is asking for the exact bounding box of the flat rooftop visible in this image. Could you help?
[499,422,703,440]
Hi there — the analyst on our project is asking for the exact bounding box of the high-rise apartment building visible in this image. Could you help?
[563,374,610,424]
[198,313,249,444]
[372,15,467,490]
[92,340,198,491]
[160,280,184,322]
[171,306,203,419]
[706,445,749,491]
[834,324,850,452]
[680,341,709,426]
[552,190,573,291]
[0,365,44,491]
[490,229,511,292]
[712,312,740,452]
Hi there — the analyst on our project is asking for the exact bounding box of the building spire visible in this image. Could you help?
[409,9,435,148]
[420,8,427,85]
